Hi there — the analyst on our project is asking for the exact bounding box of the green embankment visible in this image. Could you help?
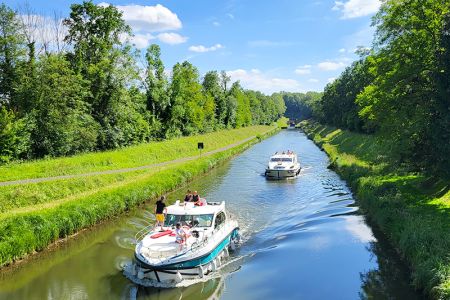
[0,125,277,268]
[0,125,270,182]
[300,120,449,299]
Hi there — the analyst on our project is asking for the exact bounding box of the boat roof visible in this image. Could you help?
[270,151,296,158]
[166,201,225,215]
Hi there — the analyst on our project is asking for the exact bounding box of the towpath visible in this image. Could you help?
[0,131,270,187]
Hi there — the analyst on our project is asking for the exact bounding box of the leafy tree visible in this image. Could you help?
[0,107,30,162]
[167,61,204,137]
[0,4,26,111]
[144,44,170,137]
[231,82,251,127]
[30,54,99,157]
[357,0,450,170]
[202,71,223,128]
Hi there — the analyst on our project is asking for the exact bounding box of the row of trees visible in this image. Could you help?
[0,2,285,163]
[318,0,450,173]
[279,92,322,122]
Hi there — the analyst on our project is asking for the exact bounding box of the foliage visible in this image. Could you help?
[280,92,322,121]
[0,1,283,164]
[0,107,30,162]
[318,0,450,174]
[0,4,25,110]
[30,54,98,157]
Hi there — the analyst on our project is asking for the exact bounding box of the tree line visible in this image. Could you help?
[0,2,286,163]
[315,0,450,174]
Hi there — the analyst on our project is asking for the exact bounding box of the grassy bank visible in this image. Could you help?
[0,125,278,268]
[300,120,449,299]
[0,126,271,182]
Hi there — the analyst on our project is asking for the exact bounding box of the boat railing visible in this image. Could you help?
[135,223,154,243]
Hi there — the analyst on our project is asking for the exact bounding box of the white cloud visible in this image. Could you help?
[99,3,187,47]
[339,48,346,53]
[213,21,220,27]
[327,77,337,83]
[295,65,312,75]
[189,43,224,53]
[317,61,346,71]
[308,78,319,83]
[129,33,155,49]
[226,69,302,94]
[226,13,235,19]
[332,0,381,19]
[157,32,188,45]
[99,3,182,32]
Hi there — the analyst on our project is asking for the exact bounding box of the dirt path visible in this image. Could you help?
[0,134,264,187]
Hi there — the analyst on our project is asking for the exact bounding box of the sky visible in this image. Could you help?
[4,0,381,94]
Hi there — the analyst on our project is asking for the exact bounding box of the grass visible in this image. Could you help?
[300,120,450,299]
[0,125,272,182]
[0,125,279,268]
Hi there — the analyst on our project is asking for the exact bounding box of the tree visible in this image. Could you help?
[144,44,169,136]
[30,54,99,157]
[167,61,205,137]
[202,71,223,128]
[0,4,26,111]
[357,0,450,170]
[231,82,251,128]
[0,106,30,162]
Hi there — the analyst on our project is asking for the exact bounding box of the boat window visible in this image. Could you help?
[164,214,214,227]
[270,158,282,162]
[214,212,226,229]
[282,158,293,162]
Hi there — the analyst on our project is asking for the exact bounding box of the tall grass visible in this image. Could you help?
[300,120,450,299]
[0,125,272,182]
[0,127,278,268]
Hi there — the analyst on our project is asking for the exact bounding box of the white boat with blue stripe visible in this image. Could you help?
[125,200,239,285]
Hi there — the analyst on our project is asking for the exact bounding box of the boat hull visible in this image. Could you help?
[130,227,239,283]
[265,167,300,179]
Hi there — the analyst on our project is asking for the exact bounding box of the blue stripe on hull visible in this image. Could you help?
[138,228,238,270]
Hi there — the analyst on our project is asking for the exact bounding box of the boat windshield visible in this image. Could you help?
[164,214,214,227]
[271,157,292,162]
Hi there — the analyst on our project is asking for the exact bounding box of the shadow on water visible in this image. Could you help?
[0,130,422,300]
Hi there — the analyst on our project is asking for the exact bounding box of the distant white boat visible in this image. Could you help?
[124,201,239,285]
[265,151,301,179]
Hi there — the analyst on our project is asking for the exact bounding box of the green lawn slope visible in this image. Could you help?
[300,120,449,299]
[0,126,271,182]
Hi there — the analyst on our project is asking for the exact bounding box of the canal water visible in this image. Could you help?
[0,130,421,299]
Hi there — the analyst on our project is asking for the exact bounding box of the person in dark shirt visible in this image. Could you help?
[154,196,167,231]
[184,190,193,202]
[192,191,200,205]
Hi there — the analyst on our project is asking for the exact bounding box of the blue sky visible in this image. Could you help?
[5,0,380,94]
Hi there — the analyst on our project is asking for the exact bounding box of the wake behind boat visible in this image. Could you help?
[124,200,239,285]
[265,151,301,179]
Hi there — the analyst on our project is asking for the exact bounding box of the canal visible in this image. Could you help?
[0,130,421,299]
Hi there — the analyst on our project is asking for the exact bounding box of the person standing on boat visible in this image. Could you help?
[154,196,167,231]
[184,190,193,202]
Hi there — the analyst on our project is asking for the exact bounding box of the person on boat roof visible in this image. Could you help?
[192,190,200,203]
[193,191,207,206]
[184,190,193,202]
[154,196,167,231]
